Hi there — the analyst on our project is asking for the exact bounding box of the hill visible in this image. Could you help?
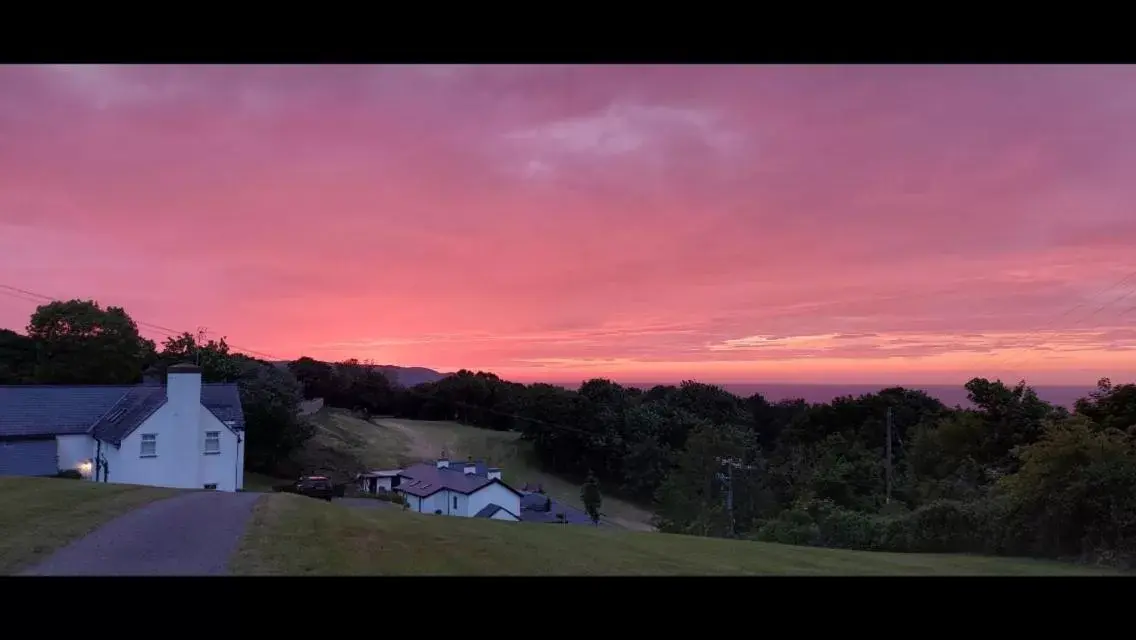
[289,408,654,530]
[270,361,446,387]
[231,493,1117,575]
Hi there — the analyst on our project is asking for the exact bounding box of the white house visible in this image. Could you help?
[0,363,247,492]
[356,469,402,494]
[393,458,522,521]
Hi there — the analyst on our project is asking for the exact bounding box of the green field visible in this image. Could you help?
[292,408,655,530]
[0,477,177,574]
[231,493,1117,576]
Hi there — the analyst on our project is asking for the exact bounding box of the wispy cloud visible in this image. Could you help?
[498,102,744,180]
[3,65,1136,385]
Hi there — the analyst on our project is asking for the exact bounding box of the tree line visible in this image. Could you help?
[289,357,1136,566]
[4,299,1136,565]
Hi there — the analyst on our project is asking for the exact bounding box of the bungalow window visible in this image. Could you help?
[140,434,157,457]
[453,496,458,510]
[204,431,221,455]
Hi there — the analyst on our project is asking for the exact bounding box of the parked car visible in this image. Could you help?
[295,475,334,501]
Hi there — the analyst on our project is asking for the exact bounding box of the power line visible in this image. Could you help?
[1,282,609,440]
[0,284,279,361]
[983,267,1136,380]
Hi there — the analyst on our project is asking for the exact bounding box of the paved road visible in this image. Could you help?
[21,491,261,576]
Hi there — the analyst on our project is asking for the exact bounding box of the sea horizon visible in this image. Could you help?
[539,380,1096,409]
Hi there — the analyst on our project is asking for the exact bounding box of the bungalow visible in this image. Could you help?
[394,458,523,521]
[0,363,247,492]
[356,469,402,494]
[519,490,597,525]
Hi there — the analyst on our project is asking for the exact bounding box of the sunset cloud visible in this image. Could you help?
[2,65,1136,385]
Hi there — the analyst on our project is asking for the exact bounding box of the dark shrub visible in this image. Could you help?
[434,509,443,515]
[369,491,406,505]
[814,506,889,551]
[332,483,346,498]
[901,500,980,553]
[54,469,83,480]
[755,508,820,546]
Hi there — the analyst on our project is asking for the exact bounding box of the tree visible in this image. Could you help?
[654,422,769,537]
[27,299,154,384]
[1075,378,1136,435]
[999,416,1136,559]
[154,332,242,383]
[288,357,337,400]
[581,471,602,525]
[236,358,313,474]
[0,329,35,384]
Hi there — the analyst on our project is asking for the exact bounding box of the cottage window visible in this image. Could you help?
[204,431,221,454]
[453,496,458,510]
[140,434,157,457]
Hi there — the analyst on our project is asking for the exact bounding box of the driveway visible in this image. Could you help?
[20,491,260,576]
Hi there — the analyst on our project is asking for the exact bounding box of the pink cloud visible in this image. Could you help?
[2,64,1136,385]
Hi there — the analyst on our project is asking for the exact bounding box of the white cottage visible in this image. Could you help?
[0,363,247,492]
[395,458,523,521]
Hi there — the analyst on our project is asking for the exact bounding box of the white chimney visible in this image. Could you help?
[166,363,202,413]
[487,468,502,481]
[436,458,449,469]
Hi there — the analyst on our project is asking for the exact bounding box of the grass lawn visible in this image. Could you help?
[243,471,289,492]
[231,493,1119,576]
[0,477,178,574]
[290,409,411,478]
[292,409,655,530]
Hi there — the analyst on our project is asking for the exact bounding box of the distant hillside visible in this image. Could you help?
[271,361,447,388]
[374,366,448,387]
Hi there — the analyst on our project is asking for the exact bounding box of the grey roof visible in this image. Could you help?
[519,492,596,525]
[396,462,523,499]
[474,503,518,519]
[0,438,58,477]
[360,469,402,478]
[0,383,244,444]
[521,492,551,510]
[90,386,167,445]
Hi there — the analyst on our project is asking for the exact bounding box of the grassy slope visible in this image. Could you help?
[292,408,654,529]
[0,477,178,574]
[232,494,1117,576]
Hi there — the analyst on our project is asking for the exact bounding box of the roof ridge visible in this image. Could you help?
[85,390,132,433]
[0,384,137,389]
[1,382,239,389]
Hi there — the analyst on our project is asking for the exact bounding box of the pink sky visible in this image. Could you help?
[1,64,1135,385]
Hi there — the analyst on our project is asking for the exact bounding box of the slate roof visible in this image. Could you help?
[396,462,523,499]
[0,383,244,445]
[474,503,519,519]
[519,492,597,525]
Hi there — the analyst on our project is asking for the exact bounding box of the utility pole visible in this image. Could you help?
[195,326,209,366]
[885,407,893,505]
[716,457,755,538]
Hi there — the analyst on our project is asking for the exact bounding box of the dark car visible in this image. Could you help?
[295,475,334,501]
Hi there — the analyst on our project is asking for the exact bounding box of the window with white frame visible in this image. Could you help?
[204,431,221,454]
[140,434,157,457]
